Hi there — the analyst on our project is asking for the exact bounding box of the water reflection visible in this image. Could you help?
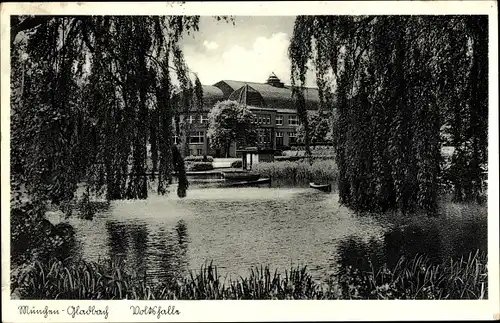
[383,224,443,267]
[175,220,189,246]
[336,215,488,275]
[105,219,190,284]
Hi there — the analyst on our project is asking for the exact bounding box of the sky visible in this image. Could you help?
[181,16,316,87]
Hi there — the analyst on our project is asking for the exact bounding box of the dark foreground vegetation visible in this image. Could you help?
[12,251,486,300]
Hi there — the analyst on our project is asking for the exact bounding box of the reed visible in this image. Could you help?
[252,160,338,184]
[12,259,334,300]
[338,250,488,300]
[13,251,487,300]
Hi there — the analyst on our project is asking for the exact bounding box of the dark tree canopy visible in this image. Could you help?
[289,16,488,214]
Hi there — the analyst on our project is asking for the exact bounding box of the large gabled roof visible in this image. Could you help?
[214,80,320,105]
[228,84,266,108]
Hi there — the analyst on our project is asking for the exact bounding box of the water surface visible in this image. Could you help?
[47,183,487,284]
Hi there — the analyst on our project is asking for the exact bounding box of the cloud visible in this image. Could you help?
[184,32,316,87]
[203,40,219,50]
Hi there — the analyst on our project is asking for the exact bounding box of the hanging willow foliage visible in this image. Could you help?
[289,16,488,214]
[10,16,232,206]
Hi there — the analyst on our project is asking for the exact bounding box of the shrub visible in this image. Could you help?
[231,160,243,168]
[11,202,76,267]
[186,162,214,172]
[184,155,214,162]
[274,155,336,162]
[274,156,304,162]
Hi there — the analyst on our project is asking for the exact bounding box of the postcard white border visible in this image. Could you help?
[1,1,499,322]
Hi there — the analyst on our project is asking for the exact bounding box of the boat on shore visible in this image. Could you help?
[222,171,261,181]
[227,178,271,187]
[309,182,332,193]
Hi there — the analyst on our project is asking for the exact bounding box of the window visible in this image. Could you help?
[188,115,195,124]
[258,128,271,144]
[196,149,203,156]
[200,114,209,124]
[256,114,271,125]
[276,115,283,126]
[189,131,204,143]
[258,129,264,143]
[276,131,284,146]
[288,131,297,145]
[174,135,179,145]
[288,115,300,126]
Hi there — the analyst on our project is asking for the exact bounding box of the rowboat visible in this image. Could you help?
[223,171,261,181]
[227,178,271,187]
[309,182,332,193]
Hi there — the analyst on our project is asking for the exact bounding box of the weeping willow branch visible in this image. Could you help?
[11,15,210,205]
[289,15,488,214]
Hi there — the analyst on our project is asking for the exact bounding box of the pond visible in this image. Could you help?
[46,181,487,285]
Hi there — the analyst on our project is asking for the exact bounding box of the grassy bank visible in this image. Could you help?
[12,251,486,300]
[252,160,338,184]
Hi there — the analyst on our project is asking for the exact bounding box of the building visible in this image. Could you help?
[178,73,320,158]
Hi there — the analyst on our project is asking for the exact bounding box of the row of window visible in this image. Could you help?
[276,115,300,126]
[258,131,297,145]
[175,131,297,145]
[252,114,301,126]
[174,131,205,144]
[173,115,210,125]
[174,114,301,126]
[188,115,209,124]
[254,115,272,125]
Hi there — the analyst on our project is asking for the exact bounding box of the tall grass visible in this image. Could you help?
[12,251,487,300]
[338,250,488,300]
[11,259,334,300]
[252,160,338,184]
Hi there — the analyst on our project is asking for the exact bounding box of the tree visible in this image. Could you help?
[297,112,334,145]
[289,16,488,214]
[207,100,258,157]
[10,16,236,205]
[9,15,235,266]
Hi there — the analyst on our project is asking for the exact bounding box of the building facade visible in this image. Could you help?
[179,73,320,157]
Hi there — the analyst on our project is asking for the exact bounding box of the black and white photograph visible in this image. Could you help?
[1,1,499,322]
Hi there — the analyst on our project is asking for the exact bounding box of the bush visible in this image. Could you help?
[231,160,243,168]
[274,156,304,162]
[11,202,76,267]
[186,162,214,172]
[274,155,336,162]
[184,155,214,162]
